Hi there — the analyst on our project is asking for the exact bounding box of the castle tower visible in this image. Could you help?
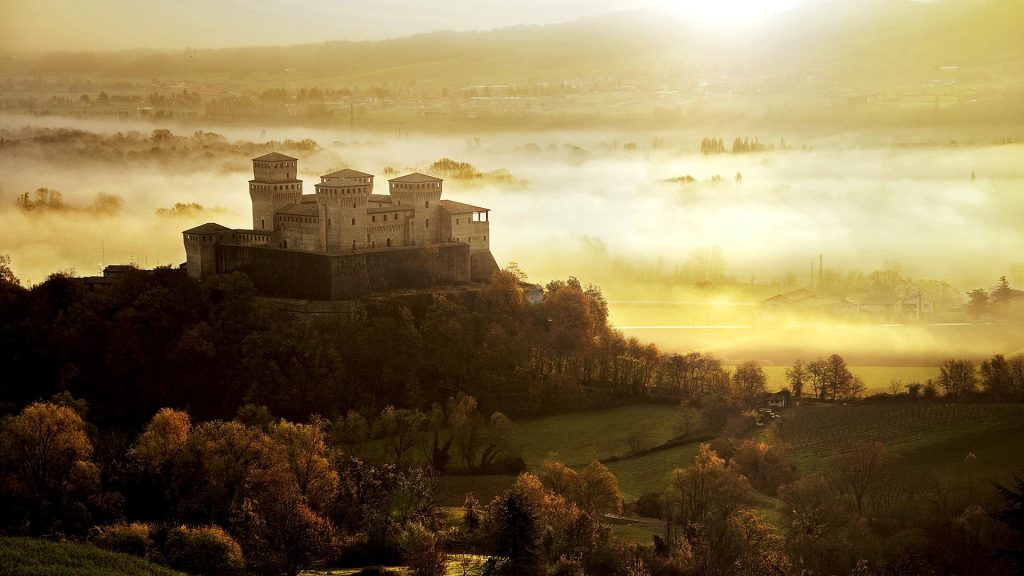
[315,177,372,253]
[388,173,443,246]
[249,153,302,231]
[182,222,229,278]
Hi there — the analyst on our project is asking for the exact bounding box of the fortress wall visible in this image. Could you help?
[470,249,500,282]
[217,242,477,300]
[218,245,334,300]
[330,243,471,300]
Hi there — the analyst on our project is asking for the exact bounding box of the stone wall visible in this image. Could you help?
[216,242,476,300]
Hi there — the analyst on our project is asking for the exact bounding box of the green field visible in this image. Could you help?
[776,402,1024,482]
[514,404,680,468]
[0,537,185,576]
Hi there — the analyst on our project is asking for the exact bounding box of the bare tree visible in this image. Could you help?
[830,441,886,517]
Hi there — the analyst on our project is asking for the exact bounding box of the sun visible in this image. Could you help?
[660,0,802,30]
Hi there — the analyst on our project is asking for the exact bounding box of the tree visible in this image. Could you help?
[732,361,768,402]
[576,460,623,515]
[129,407,191,473]
[374,406,426,467]
[830,441,886,517]
[0,254,21,287]
[938,359,977,397]
[981,355,1013,399]
[674,402,701,440]
[333,410,370,457]
[668,444,750,528]
[0,402,99,535]
[992,276,1020,306]
[807,358,828,399]
[477,412,515,471]
[786,359,807,397]
[539,457,579,500]
[994,474,1024,574]
[823,354,856,400]
[490,489,541,574]
[779,473,842,545]
[967,288,990,317]
[268,416,339,513]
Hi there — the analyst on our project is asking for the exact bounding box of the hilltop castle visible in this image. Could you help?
[183,153,498,300]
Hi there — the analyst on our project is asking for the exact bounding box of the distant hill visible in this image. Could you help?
[0,0,1020,91]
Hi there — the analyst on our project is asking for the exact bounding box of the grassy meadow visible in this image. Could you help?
[0,537,185,576]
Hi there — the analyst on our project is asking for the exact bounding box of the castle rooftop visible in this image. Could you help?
[315,178,365,189]
[278,203,320,216]
[252,152,298,162]
[439,200,489,214]
[322,168,373,179]
[389,172,442,183]
[183,222,230,235]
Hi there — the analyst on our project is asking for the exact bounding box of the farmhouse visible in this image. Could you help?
[183,153,499,299]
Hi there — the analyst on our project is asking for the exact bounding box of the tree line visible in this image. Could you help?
[0,261,783,431]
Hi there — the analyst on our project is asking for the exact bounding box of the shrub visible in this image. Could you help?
[162,525,245,576]
[633,492,665,520]
[352,568,398,576]
[91,522,154,558]
[549,555,585,576]
[400,523,446,576]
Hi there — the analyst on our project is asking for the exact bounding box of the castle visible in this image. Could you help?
[183,153,498,300]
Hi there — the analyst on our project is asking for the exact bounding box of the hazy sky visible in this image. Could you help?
[1,0,809,53]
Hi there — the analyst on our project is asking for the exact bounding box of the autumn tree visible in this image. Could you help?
[576,460,623,515]
[268,416,339,513]
[667,444,751,530]
[539,456,580,500]
[0,402,100,535]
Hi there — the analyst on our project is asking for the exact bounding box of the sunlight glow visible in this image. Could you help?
[659,0,804,29]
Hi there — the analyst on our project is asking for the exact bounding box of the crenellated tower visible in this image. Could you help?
[249,152,302,231]
[388,173,443,246]
[315,176,372,253]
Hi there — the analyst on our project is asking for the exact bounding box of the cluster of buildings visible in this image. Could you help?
[762,288,936,321]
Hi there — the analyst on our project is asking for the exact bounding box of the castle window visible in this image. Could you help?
[352,218,356,225]
[484,236,487,241]
[372,216,376,222]
[425,218,430,228]
[424,200,429,208]
[457,218,460,225]
[393,214,398,220]
[386,238,392,247]
[352,240,356,250]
